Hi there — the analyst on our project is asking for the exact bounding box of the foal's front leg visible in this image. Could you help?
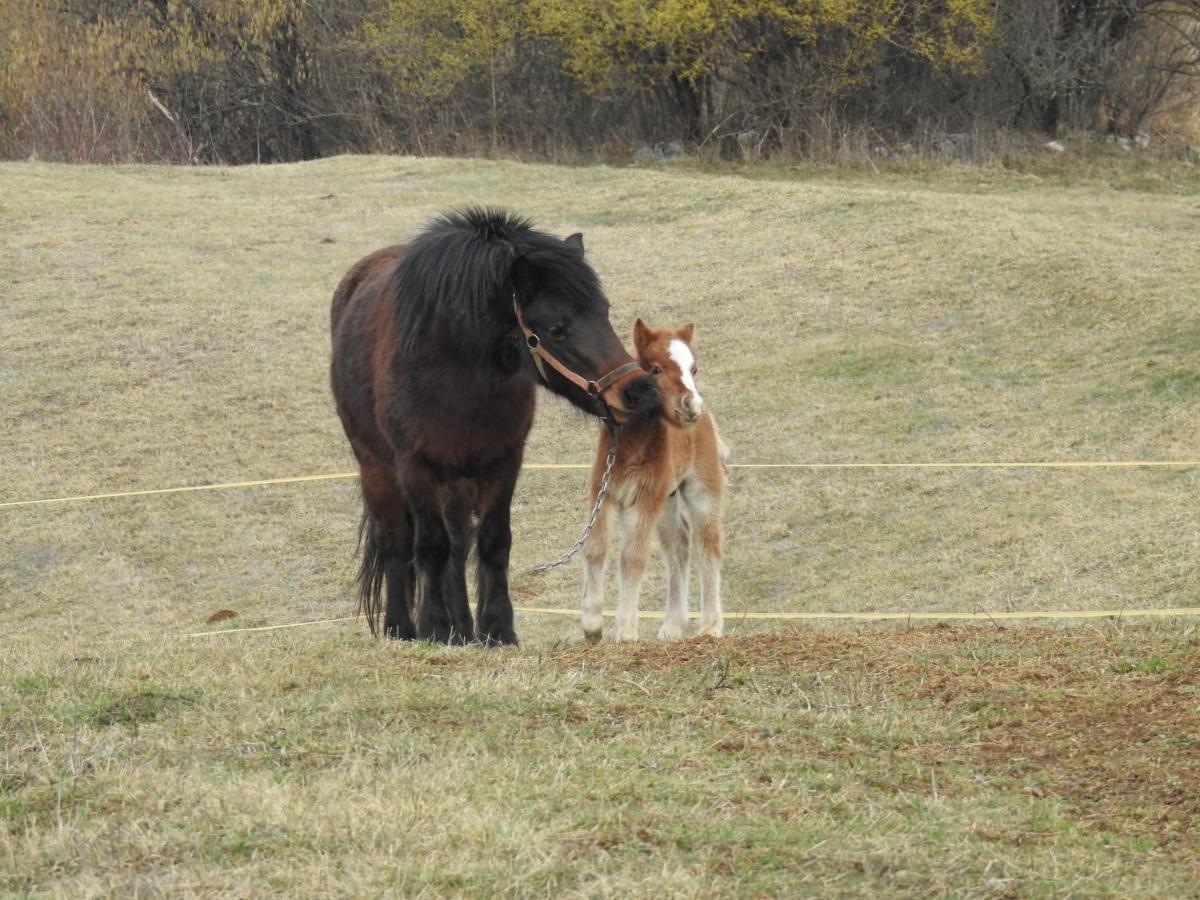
[580,506,611,644]
[614,503,658,642]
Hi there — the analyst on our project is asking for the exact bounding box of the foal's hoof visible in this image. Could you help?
[696,619,724,638]
[657,621,685,641]
[583,629,602,645]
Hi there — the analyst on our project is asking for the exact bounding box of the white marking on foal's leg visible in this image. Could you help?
[668,339,703,416]
[580,507,610,644]
[613,506,652,642]
[656,496,690,640]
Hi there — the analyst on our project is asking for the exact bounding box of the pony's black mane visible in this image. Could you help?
[391,207,604,351]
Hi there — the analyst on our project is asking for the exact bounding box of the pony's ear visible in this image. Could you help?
[633,317,652,354]
[677,323,695,346]
[510,255,538,302]
[563,232,584,255]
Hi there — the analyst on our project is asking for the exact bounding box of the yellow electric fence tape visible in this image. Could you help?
[4,459,1199,510]
[9,461,1199,634]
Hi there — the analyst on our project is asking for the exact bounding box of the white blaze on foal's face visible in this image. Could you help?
[668,338,703,422]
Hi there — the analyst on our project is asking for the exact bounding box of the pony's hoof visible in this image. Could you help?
[383,621,417,641]
[583,629,602,645]
[477,627,520,648]
[418,624,472,645]
[657,622,685,640]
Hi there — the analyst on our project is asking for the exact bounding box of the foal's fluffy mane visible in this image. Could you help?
[390,207,604,350]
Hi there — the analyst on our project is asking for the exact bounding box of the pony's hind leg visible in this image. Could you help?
[382,512,416,640]
[580,505,611,644]
[475,455,522,647]
[359,460,416,640]
[656,494,691,640]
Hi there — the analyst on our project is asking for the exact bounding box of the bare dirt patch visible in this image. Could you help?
[552,626,1200,846]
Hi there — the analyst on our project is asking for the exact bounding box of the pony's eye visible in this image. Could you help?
[547,324,566,339]
[692,366,698,376]
[650,365,663,376]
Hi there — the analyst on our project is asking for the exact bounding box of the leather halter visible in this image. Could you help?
[512,295,644,421]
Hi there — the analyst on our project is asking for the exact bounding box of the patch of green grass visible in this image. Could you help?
[688,140,1200,196]
[1148,370,1200,400]
[1110,654,1170,675]
[10,673,62,696]
[77,690,198,728]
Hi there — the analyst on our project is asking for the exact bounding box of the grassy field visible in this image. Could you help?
[2,156,1199,894]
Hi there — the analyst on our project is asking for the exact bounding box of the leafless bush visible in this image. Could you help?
[1,0,1197,164]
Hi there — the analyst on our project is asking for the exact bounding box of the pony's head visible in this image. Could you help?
[511,230,659,421]
[633,319,704,427]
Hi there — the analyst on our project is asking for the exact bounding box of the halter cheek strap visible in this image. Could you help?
[512,295,644,410]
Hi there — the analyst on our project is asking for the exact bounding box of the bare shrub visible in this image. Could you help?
[0,0,1197,164]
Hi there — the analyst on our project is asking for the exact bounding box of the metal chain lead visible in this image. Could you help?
[531,425,621,574]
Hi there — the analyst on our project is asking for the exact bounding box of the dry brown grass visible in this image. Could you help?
[3,156,1200,894]
[3,623,1199,895]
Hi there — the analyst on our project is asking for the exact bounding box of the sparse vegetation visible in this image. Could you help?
[3,156,1200,893]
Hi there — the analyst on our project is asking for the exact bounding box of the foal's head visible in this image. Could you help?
[633,319,704,427]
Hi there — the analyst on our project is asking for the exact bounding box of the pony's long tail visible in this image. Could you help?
[355,510,387,636]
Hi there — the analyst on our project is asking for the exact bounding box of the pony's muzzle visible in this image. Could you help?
[615,374,660,417]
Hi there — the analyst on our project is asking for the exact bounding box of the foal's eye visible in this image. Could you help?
[691,366,698,376]
[650,365,663,376]
[547,324,566,339]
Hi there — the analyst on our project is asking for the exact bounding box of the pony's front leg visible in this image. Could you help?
[614,505,655,642]
[475,459,521,647]
[411,496,472,645]
[580,506,611,644]
[656,495,690,640]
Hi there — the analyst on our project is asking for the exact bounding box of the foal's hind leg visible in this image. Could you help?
[688,497,724,638]
[656,495,691,640]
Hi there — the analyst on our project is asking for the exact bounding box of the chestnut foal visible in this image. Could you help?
[581,320,727,642]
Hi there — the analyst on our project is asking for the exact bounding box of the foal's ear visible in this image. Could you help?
[563,232,585,255]
[510,255,539,302]
[677,323,695,346]
[633,317,652,354]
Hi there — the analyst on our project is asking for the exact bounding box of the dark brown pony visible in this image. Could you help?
[330,208,659,644]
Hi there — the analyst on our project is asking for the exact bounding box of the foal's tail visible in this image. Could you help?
[355,510,388,636]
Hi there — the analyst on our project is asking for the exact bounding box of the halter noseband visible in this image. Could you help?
[512,294,644,423]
